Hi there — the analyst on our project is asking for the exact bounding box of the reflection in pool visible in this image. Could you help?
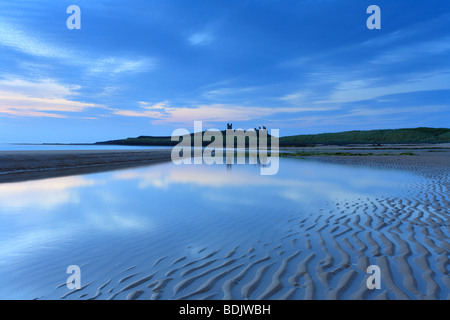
[1,158,442,300]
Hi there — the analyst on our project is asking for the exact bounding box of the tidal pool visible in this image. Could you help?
[1,158,443,300]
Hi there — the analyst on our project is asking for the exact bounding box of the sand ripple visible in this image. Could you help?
[38,154,449,300]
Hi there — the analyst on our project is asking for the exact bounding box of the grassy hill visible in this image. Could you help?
[96,131,273,147]
[96,127,450,147]
[280,127,450,146]
[97,135,176,146]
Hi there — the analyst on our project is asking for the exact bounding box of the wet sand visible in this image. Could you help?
[28,149,448,300]
[1,147,448,300]
[0,149,173,183]
[288,151,450,299]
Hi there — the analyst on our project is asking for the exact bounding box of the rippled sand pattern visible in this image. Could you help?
[38,155,449,300]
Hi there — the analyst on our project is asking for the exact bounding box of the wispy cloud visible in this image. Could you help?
[0,77,102,118]
[347,105,448,117]
[367,34,450,66]
[112,101,168,118]
[188,32,213,46]
[325,71,450,103]
[0,21,155,76]
[271,104,449,130]
[113,109,162,118]
[113,102,336,125]
[0,21,72,59]
[202,87,258,99]
[138,101,168,110]
[88,57,155,74]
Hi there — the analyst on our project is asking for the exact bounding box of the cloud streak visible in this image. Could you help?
[0,21,155,76]
[88,57,155,75]
[326,71,450,103]
[188,32,213,46]
[113,102,338,125]
[0,78,102,118]
[0,21,72,59]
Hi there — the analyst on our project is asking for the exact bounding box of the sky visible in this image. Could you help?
[0,0,449,143]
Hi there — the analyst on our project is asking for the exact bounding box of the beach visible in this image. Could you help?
[0,147,448,300]
[279,150,450,299]
[0,149,173,183]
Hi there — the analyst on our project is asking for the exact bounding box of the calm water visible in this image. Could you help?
[0,158,424,299]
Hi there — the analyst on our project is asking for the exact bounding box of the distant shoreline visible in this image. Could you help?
[0,144,449,183]
[5,127,450,148]
[95,127,450,147]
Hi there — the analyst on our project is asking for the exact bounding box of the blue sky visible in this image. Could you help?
[0,0,449,143]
